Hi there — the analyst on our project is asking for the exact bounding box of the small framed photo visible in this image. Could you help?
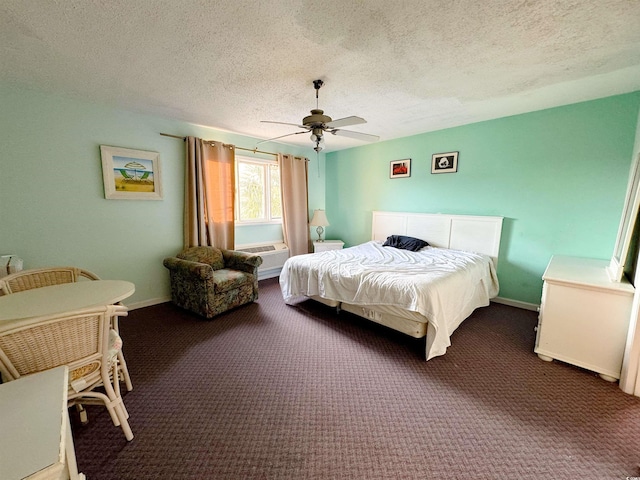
[100,145,163,200]
[431,151,459,174]
[390,159,411,178]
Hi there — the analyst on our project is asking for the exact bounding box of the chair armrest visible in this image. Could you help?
[221,250,263,273]
[162,257,213,280]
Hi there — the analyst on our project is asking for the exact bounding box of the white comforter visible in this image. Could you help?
[279,241,499,359]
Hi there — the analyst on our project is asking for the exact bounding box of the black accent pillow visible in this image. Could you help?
[382,235,429,252]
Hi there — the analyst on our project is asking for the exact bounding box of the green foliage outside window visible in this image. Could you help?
[270,164,281,219]
[236,158,282,223]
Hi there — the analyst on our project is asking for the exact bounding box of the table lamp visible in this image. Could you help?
[309,209,330,242]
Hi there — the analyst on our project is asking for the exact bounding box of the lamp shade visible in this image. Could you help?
[309,209,330,227]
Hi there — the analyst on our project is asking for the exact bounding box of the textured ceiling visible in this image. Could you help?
[2,1,640,152]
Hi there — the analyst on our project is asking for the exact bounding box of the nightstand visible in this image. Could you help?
[313,240,344,253]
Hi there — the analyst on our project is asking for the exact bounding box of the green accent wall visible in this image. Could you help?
[326,93,640,305]
[0,83,324,306]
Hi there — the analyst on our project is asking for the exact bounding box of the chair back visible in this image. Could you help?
[178,247,225,270]
[0,266,100,295]
[0,305,123,384]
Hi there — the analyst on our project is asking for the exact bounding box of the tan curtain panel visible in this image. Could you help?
[184,137,235,249]
[279,153,309,256]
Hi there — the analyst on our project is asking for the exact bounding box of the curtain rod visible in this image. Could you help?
[160,133,277,157]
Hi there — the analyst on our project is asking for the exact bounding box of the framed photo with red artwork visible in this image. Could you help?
[390,159,411,178]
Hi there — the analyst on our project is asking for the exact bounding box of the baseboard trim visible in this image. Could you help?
[127,296,171,310]
[492,296,539,312]
[125,294,539,313]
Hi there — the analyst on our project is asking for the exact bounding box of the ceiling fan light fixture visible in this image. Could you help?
[313,135,325,152]
[310,128,324,143]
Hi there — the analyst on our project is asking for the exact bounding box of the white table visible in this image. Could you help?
[0,280,135,322]
[0,366,85,479]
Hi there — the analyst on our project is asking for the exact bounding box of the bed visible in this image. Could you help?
[279,211,503,360]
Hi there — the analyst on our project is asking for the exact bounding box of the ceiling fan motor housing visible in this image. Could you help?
[303,109,332,128]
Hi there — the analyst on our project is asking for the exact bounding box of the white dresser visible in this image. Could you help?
[313,240,344,253]
[535,255,635,381]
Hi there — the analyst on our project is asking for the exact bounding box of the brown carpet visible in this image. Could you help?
[71,277,640,479]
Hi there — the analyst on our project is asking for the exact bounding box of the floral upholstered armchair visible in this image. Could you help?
[163,246,263,318]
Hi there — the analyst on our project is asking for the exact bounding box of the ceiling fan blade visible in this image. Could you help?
[331,129,380,142]
[256,131,308,145]
[325,116,366,128]
[261,120,307,129]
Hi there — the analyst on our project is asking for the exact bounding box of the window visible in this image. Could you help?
[235,156,282,223]
[609,153,640,282]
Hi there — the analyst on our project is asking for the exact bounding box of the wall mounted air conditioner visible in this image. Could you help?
[236,242,290,280]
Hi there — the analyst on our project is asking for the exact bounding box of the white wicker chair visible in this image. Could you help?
[0,266,100,294]
[0,304,134,441]
[0,266,134,392]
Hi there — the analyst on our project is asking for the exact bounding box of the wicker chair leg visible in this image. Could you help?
[71,392,121,427]
[117,351,133,391]
[111,314,134,392]
[104,364,133,441]
[76,404,89,425]
[114,403,133,441]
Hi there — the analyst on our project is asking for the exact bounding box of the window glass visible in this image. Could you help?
[270,164,282,219]
[236,157,282,223]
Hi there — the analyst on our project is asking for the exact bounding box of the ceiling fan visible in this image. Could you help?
[259,79,379,152]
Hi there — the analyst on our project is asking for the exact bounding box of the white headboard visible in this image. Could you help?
[371,211,504,266]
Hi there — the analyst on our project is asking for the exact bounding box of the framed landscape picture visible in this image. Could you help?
[431,151,459,174]
[100,145,163,200]
[390,159,411,178]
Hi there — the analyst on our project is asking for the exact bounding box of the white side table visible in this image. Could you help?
[0,366,85,479]
[313,240,344,253]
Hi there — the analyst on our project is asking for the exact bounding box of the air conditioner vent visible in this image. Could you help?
[235,243,290,280]
[238,245,276,254]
